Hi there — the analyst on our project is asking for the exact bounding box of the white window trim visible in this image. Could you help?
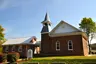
[5,46,9,52]
[68,40,73,50]
[12,46,15,52]
[18,45,22,52]
[56,41,60,51]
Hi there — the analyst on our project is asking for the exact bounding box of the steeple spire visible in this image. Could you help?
[41,13,52,33]
[41,12,51,26]
[44,12,50,21]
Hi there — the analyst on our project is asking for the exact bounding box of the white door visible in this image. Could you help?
[27,49,33,58]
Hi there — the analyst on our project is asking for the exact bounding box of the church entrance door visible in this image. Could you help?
[27,49,33,59]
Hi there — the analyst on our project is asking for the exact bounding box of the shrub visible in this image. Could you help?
[7,52,20,63]
[0,53,7,63]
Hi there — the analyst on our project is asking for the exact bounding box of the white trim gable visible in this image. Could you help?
[50,20,81,36]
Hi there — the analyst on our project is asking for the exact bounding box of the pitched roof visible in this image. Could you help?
[2,37,41,45]
[50,20,81,34]
[49,20,87,39]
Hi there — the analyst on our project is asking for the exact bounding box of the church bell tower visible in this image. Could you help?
[41,13,52,54]
[41,13,51,34]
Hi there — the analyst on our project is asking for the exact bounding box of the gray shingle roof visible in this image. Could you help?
[2,37,41,45]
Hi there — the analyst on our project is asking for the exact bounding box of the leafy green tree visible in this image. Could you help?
[0,25,6,52]
[79,17,96,54]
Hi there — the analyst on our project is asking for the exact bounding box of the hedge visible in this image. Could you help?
[0,53,7,63]
[7,52,20,63]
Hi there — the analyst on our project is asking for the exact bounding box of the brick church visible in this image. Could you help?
[41,13,88,56]
[2,13,89,57]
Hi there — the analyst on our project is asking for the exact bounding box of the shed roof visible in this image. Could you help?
[2,37,41,45]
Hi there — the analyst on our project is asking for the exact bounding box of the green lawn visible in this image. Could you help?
[20,56,96,64]
[33,56,96,60]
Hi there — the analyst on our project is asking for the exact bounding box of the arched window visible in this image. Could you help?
[56,41,60,51]
[12,46,15,52]
[5,46,9,52]
[18,45,22,52]
[68,40,73,50]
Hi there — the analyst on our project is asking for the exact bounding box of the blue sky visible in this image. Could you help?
[0,0,96,40]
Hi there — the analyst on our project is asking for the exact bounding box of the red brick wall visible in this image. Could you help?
[2,45,26,57]
[82,36,88,56]
[41,33,52,54]
[2,45,36,58]
[41,34,87,56]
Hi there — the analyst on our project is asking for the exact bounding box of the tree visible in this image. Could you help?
[0,25,6,52]
[79,17,96,54]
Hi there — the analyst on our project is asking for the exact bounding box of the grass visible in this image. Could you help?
[33,56,96,59]
[19,56,96,64]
